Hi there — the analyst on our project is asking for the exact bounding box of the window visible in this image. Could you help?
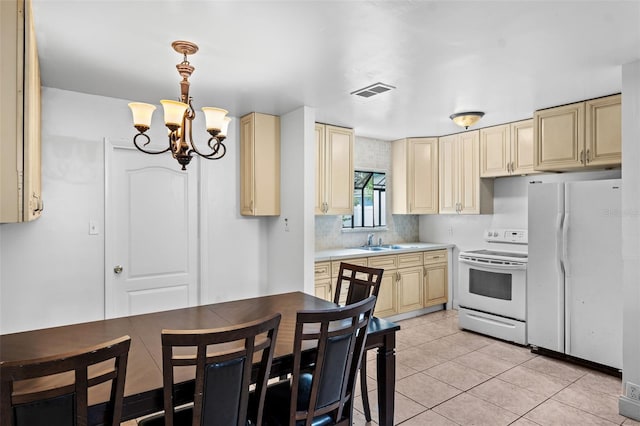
[342,171,386,229]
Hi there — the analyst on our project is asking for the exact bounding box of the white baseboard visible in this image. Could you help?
[619,395,640,420]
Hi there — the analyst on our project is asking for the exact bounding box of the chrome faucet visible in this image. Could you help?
[367,233,375,246]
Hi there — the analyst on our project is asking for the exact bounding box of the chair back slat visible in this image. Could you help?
[0,335,131,426]
[159,313,281,426]
[333,263,384,306]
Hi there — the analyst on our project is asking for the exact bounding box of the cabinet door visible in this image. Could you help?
[240,113,280,216]
[397,266,424,313]
[239,115,255,215]
[511,119,537,175]
[458,131,480,214]
[438,134,458,214]
[480,124,510,178]
[408,138,439,214]
[424,263,448,307]
[325,125,354,215]
[314,124,326,215]
[374,271,397,318]
[315,280,332,302]
[585,94,621,168]
[534,102,584,171]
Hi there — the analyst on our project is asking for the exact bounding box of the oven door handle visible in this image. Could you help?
[458,257,527,270]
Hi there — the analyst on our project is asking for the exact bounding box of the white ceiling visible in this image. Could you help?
[31,0,640,141]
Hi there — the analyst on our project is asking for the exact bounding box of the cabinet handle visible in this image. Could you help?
[580,150,585,164]
[329,284,332,294]
[586,149,590,164]
[510,161,514,174]
[507,162,511,173]
[250,200,254,213]
[396,271,400,282]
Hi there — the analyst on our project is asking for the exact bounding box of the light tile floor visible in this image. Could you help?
[352,309,638,425]
[124,308,638,426]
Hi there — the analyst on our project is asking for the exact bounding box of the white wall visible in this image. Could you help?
[0,87,299,333]
[620,59,640,419]
[266,106,316,296]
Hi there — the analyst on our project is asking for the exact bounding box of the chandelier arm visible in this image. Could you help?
[133,133,171,155]
[189,137,227,160]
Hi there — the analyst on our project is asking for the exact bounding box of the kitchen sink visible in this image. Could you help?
[358,246,387,251]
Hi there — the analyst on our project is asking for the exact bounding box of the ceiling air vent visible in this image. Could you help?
[351,82,395,98]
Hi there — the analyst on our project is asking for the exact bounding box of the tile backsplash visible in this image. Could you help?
[314,136,419,250]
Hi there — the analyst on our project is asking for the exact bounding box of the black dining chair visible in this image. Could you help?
[0,335,131,426]
[261,295,377,426]
[138,313,281,426]
[332,262,383,422]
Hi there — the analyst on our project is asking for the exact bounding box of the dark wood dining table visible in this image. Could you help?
[0,291,399,426]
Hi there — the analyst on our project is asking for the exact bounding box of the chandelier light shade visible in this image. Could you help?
[449,111,485,129]
[128,40,230,170]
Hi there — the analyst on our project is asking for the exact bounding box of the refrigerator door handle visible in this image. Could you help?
[562,212,570,278]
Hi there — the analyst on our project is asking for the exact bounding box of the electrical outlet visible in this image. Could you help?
[448,226,453,236]
[627,382,640,401]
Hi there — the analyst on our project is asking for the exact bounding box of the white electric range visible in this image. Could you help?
[457,229,528,345]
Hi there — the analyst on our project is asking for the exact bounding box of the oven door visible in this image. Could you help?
[458,256,526,321]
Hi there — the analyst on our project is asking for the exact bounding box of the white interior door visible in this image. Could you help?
[105,139,199,319]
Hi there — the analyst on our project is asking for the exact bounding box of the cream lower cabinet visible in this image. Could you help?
[1,0,42,223]
[480,119,538,177]
[367,255,398,318]
[314,261,332,301]
[315,249,449,318]
[423,250,448,307]
[240,112,280,216]
[315,123,354,215]
[534,94,621,171]
[439,131,493,214]
[391,137,439,214]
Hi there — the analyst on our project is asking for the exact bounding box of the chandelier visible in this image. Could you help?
[128,41,230,170]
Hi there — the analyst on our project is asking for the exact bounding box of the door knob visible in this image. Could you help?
[113,265,123,274]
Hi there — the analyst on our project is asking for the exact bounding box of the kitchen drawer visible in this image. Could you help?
[331,257,367,277]
[424,249,448,265]
[314,261,331,281]
[397,252,423,269]
[368,254,398,270]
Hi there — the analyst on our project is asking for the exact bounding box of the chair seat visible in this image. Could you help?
[138,406,194,426]
[262,377,334,426]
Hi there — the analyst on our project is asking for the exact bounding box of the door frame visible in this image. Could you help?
[103,138,208,318]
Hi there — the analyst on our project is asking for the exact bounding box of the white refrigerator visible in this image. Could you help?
[527,179,622,369]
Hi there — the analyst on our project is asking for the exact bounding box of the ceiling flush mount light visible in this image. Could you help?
[449,111,485,129]
[128,40,230,170]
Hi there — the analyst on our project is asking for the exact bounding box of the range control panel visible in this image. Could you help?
[485,229,528,244]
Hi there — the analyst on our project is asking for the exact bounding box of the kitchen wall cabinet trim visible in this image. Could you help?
[439,130,493,214]
[534,94,621,171]
[391,137,439,214]
[240,112,280,216]
[1,0,42,223]
[315,123,354,215]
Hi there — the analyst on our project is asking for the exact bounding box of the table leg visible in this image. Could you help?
[376,333,396,426]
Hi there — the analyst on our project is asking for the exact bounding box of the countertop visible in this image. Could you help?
[315,242,454,262]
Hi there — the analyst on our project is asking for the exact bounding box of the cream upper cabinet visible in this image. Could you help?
[585,94,622,167]
[392,137,438,214]
[315,123,354,215]
[534,94,621,171]
[439,131,493,214]
[240,112,280,216]
[480,119,537,177]
[1,0,42,223]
